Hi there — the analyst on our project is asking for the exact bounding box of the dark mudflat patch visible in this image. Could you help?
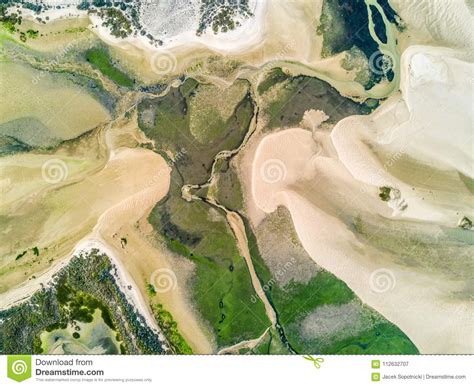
[138,78,252,185]
[261,72,374,130]
[318,0,378,59]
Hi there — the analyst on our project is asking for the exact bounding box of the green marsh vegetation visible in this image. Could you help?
[243,328,289,355]
[258,68,374,130]
[148,183,271,348]
[138,78,253,184]
[257,67,288,95]
[214,159,245,212]
[85,47,134,88]
[138,78,271,348]
[0,11,423,354]
[137,67,417,354]
[268,272,418,354]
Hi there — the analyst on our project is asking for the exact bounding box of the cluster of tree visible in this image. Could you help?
[197,0,253,35]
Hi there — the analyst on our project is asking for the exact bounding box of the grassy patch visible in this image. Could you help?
[276,272,417,354]
[85,47,134,88]
[138,78,252,184]
[257,68,288,95]
[260,72,373,130]
[247,328,290,355]
[189,81,248,143]
[149,194,270,348]
[146,283,157,297]
[215,159,244,212]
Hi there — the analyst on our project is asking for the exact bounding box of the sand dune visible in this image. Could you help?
[248,125,472,353]
[0,145,167,307]
[246,38,474,353]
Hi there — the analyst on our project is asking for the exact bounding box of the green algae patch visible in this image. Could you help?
[85,47,134,88]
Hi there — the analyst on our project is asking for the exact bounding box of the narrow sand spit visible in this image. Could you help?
[226,211,277,326]
[218,327,270,355]
[72,238,165,342]
[78,146,172,340]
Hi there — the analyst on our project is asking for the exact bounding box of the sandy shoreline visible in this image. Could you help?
[18,1,268,56]
[0,146,171,324]
[73,238,166,341]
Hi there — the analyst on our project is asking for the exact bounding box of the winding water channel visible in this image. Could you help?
[180,95,296,353]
